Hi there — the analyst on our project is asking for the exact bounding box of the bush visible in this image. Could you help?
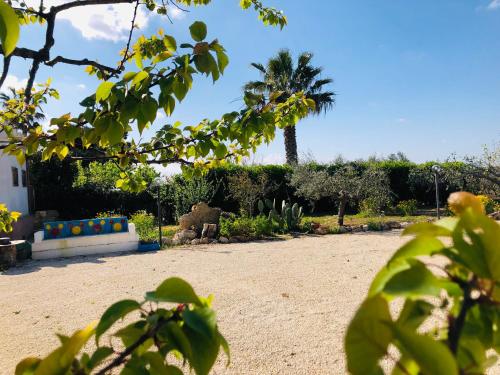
[366,220,384,231]
[219,215,274,238]
[395,199,418,216]
[477,194,498,214]
[359,198,383,217]
[130,210,157,243]
[171,176,219,220]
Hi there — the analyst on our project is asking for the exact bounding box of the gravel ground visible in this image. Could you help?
[1,232,498,374]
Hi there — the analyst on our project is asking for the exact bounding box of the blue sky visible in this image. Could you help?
[6,0,500,169]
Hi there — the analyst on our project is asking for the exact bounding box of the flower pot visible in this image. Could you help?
[137,241,160,252]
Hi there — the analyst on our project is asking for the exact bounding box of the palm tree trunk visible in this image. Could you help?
[283,126,298,165]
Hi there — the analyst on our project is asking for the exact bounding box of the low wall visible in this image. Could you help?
[32,218,139,260]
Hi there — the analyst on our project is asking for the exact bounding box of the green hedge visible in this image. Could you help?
[30,160,480,224]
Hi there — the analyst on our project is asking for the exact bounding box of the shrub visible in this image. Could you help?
[219,215,274,238]
[95,210,121,218]
[227,171,274,216]
[130,210,157,243]
[358,198,382,217]
[477,194,498,214]
[366,220,384,231]
[345,192,500,374]
[171,176,219,220]
[396,199,418,216]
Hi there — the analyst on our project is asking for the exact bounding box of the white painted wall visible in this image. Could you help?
[0,135,29,215]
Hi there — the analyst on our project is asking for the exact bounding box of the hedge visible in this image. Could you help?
[30,160,480,223]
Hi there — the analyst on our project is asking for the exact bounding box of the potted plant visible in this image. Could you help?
[131,211,160,252]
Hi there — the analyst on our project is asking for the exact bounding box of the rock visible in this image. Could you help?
[362,225,369,231]
[399,222,411,228]
[191,239,201,245]
[219,236,229,244]
[173,229,197,245]
[201,223,217,239]
[178,202,221,234]
[209,239,218,244]
[313,225,329,235]
[228,237,240,243]
[386,221,402,230]
[162,237,173,247]
[200,237,210,244]
[338,226,349,234]
[351,226,363,233]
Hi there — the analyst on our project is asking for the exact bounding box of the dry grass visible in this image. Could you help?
[303,214,434,228]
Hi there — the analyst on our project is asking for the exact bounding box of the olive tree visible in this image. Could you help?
[289,163,391,225]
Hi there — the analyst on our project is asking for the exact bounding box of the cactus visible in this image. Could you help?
[260,197,303,232]
[257,199,265,215]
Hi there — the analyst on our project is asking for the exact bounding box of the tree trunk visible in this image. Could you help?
[337,195,347,226]
[283,126,298,165]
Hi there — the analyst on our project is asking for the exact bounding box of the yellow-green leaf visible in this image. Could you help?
[0,0,20,56]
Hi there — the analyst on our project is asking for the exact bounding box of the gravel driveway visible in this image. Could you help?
[1,232,497,374]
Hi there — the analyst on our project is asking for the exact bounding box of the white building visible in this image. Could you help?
[0,133,29,215]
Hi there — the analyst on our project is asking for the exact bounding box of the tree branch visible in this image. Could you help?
[0,56,11,89]
[50,0,134,14]
[45,56,119,75]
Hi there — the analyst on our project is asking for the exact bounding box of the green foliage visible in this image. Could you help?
[345,192,500,375]
[366,220,384,231]
[73,161,158,192]
[358,197,383,217]
[171,176,219,220]
[396,199,418,216]
[0,203,21,233]
[477,194,498,214]
[218,214,273,238]
[265,199,304,232]
[227,170,274,216]
[0,0,19,56]
[15,277,229,375]
[130,210,157,243]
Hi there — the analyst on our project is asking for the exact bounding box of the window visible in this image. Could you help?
[11,167,18,187]
[22,170,27,187]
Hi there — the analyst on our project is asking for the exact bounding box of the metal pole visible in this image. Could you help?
[157,186,162,247]
[434,172,440,219]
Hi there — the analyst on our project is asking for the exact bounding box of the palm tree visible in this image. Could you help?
[244,49,335,165]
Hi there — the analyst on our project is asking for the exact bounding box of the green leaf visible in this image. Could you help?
[368,258,412,297]
[87,347,113,370]
[345,295,393,375]
[214,143,227,159]
[159,322,193,360]
[390,325,459,375]
[189,21,207,42]
[146,277,202,305]
[183,323,220,375]
[163,35,177,52]
[388,236,446,264]
[172,78,188,102]
[163,94,175,116]
[396,299,434,330]
[132,70,149,88]
[104,119,124,146]
[383,260,459,298]
[95,81,114,102]
[0,0,20,56]
[402,217,458,237]
[95,299,140,343]
[15,357,40,375]
[183,307,217,339]
[34,322,96,375]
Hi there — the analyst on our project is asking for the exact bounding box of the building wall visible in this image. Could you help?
[0,152,29,215]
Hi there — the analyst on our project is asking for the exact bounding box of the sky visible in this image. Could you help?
[5,0,500,172]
